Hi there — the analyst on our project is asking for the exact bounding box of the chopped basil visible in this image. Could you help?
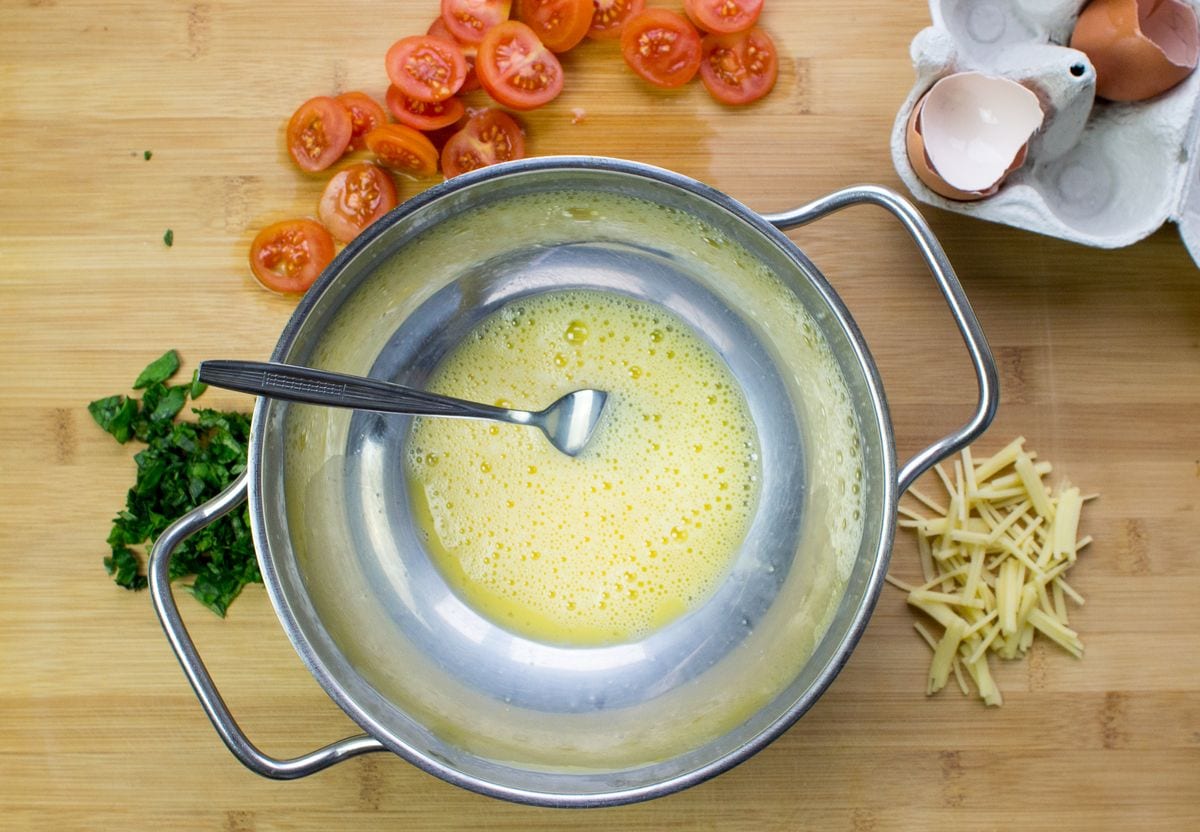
[89,352,257,615]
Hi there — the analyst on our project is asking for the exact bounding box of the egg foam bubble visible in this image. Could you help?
[405,289,762,646]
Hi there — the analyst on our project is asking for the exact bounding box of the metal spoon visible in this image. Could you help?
[198,359,608,457]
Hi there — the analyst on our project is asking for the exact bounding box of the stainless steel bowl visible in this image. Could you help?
[151,157,997,807]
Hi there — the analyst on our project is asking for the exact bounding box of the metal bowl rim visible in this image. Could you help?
[245,155,898,807]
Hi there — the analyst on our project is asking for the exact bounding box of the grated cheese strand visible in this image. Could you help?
[886,438,1093,707]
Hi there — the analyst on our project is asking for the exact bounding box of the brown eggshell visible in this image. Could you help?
[904,93,1029,202]
[1070,0,1200,101]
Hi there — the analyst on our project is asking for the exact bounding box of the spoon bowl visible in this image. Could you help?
[197,359,608,457]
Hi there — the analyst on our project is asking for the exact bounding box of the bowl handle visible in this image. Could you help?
[148,472,387,778]
[761,185,999,492]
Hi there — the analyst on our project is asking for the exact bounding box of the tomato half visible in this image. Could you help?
[699,26,778,105]
[385,35,468,103]
[285,97,353,173]
[516,0,592,53]
[336,92,388,151]
[317,163,398,244]
[620,9,702,88]
[249,219,335,294]
[683,0,762,35]
[442,0,513,44]
[477,21,564,110]
[587,0,645,40]
[441,109,526,177]
[365,124,441,177]
[386,85,466,131]
[427,16,481,92]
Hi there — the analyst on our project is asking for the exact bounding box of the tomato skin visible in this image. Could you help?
[442,0,513,44]
[587,0,645,40]
[699,27,778,105]
[365,124,441,177]
[385,35,468,103]
[249,219,336,294]
[317,163,399,244]
[477,21,565,110]
[286,97,353,173]
[516,0,593,53]
[336,92,388,151]
[386,85,467,132]
[620,9,702,88]
[682,0,762,35]
[441,109,526,177]
[427,16,482,92]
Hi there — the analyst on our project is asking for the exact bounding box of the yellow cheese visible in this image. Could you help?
[929,618,968,694]
[888,438,1093,706]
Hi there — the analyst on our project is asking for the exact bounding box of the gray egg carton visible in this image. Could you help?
[891,0,1200,265]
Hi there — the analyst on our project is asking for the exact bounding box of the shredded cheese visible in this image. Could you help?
[889,438,1092,706]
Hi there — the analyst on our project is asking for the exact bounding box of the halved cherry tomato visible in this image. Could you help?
[249,219,335,294]
[386,85,467,132]
[441,109,525,177]
[317,163,399,244]
[477,21,564,110]
[516,0,593,53]
[336,92,388,151]
[428,16,481,92]
[698,26,778,105]
[620,9,702,88]
[385,35,468,103]
[365,124,441,177]
[441,0,513,45]
[683,0,762,35]
[586,0,645,40]
[285,97,352,173]
[422,119,471,152]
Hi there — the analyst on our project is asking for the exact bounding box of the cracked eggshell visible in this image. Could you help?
[893,0,1200,264]
[1070,0,1200,101]
[905,72,1045,201]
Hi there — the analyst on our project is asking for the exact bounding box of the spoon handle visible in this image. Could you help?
[198,360,520,420]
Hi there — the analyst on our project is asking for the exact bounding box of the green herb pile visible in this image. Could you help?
[88,350,259,615]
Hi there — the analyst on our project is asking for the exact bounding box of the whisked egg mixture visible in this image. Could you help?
[406,290,761,645]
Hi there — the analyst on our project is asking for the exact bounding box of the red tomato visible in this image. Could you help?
[699,26,778,105]
[441,0,513,44]
[386,85,467,131]
[428,16,482,92]
[683,0,762,34]
[385,35,468,103]
[285,97,353,173]
[317,163,399,244]
[365,124,441,177]
[441,109,526,177]
[477,21,564,110]
[336,92,388,151]
[249,219,335,294]
[587,0,645,40]
[516,0,593,53]
[620,9,702,88]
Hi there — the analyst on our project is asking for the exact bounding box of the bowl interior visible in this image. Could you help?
[250,159,894,806]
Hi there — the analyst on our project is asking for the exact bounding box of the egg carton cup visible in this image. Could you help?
[891,0,1200,265]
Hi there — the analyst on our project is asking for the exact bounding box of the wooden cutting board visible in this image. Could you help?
[2,1,1197,829]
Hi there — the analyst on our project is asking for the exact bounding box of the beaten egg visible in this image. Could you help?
[406,290,762,645]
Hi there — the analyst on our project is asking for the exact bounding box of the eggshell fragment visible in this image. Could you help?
[905,72,1045,201]
[1070,0,1200,101]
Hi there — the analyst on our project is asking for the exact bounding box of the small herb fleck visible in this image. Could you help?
[144,150,153,161]
[163,229,174,247]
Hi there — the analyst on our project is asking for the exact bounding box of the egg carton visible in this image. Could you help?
[891,0,1200,265]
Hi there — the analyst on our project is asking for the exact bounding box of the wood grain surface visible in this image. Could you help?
[2,1,1198,829]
